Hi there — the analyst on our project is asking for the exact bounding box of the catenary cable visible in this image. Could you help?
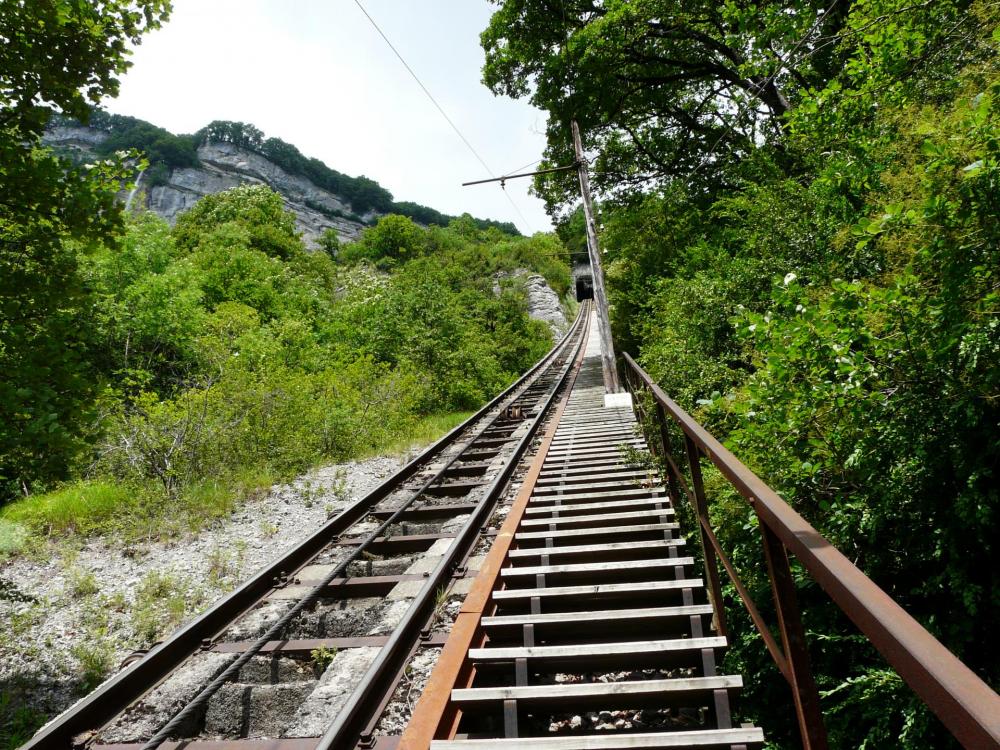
[352,0,534,232]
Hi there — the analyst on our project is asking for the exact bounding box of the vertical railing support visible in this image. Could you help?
[622,351,1000,749]
[759,521,829,750]
[684,435,728,638]
[656,402,683,505]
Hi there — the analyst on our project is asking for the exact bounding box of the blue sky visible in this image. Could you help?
[104,1,552,232]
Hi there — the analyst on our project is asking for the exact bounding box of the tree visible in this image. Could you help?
[0,1,171,139]
[198,120,265,150]
[343,214,428,269]
[172,184,302,260]
[482,0,830,202]
[481,0,969,209]
[0,0,171,500]
[317,228,342,259]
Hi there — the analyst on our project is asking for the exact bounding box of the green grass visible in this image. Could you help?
[375,410,475,456]
[0,691,46,750]
[67,568,100,597]
[0,411,472,558]
[131,568,203,646]
[0,519,29,559]
[70,640,115,692]
[0,481,133,537]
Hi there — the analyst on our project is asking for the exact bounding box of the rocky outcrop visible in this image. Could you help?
[42,126,370,248]
[495,270,568,338]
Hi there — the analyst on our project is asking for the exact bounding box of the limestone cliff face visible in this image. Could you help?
[42,126,370,248]
[494,270,569,338]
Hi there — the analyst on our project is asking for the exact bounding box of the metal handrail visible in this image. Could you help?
[622,352,1000,750]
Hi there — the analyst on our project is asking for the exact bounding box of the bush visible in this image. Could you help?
[340,214,428,268]
[599,16,1000,745]
[2,183,565,552]
[173,184,301,260]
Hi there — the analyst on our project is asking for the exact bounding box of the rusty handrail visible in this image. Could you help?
[623,352,1000,750]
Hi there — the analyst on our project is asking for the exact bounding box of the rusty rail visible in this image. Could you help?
[398,306,590,749]
[622,352,1000,750]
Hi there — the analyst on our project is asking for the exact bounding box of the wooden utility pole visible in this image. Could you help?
[571,119,620,393]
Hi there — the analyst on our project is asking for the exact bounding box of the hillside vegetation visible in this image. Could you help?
[0,0,571,560]
[484,0,999,746]
[54,108,520,234]
[0,185,567,550]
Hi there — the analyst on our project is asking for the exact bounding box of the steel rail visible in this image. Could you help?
[623,352,1000,749]
[22,308,587,750]
[315,304,591,750]
[397,332,759,748]
[398,307,589,750]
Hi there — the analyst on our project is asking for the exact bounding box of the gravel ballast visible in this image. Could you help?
[0,455,406,728]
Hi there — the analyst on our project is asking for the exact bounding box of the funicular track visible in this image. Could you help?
[24,305,593,750]
[25,300,1000,750]
[399,313,763,750]
[397,311,1000,750]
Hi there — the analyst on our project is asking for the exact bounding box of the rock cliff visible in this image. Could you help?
[43,126,370,248]
[495,270,569,338]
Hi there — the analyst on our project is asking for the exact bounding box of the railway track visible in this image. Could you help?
[25,304,593,750]
[27,304,998,750]
[398,314,764,749]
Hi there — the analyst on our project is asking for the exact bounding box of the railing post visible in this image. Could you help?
[759,521,829,750]
[656,402,683,506]
[684,436,728,638]
[631,378,651,453]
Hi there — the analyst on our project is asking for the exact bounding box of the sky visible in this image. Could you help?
[102,0,553,233]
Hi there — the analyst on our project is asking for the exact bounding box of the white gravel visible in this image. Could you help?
[0,454,408,724]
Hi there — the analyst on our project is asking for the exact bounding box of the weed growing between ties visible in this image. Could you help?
[310,645,338,673]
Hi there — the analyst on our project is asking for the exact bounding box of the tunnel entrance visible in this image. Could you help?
[575,274,594,301]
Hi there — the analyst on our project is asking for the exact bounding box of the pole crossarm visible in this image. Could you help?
[461,163,579,186]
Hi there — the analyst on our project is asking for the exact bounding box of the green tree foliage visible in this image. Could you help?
[482,0,980,211]
[317,228,342,259]
[485,0,1000,745]
[340,213,572,297]
[199,120,265,151]
[83,189,557,492]
[341,214,429,268]
[86,110,199,183]
[172,184,302,260]
[0,0,171,500]
[3,183,565,521]
[0,0,170,137]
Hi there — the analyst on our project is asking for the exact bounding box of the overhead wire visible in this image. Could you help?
[502,157,543,176]
[351,0,534,233]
